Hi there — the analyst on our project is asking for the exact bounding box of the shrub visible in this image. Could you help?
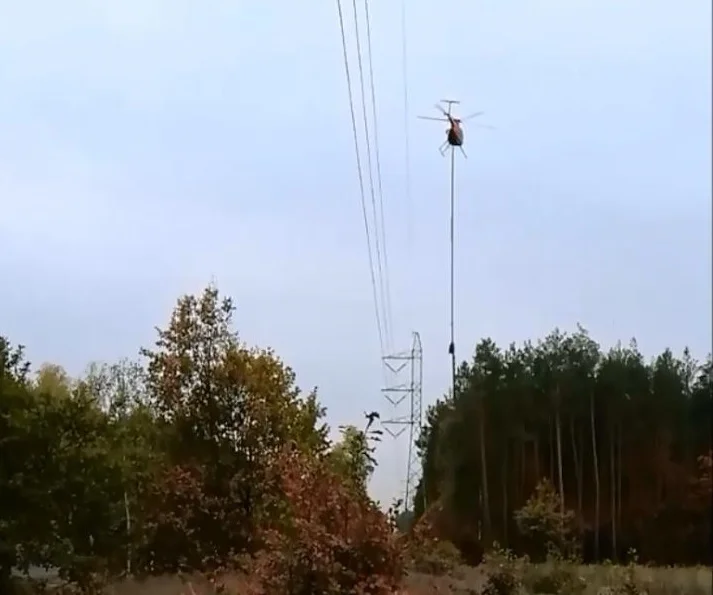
[514,478,579,561]
[406,536,462,576]
[481,543,524,595]
[251,447,403,595]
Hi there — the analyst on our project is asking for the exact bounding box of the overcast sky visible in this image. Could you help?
[0,0,710,504]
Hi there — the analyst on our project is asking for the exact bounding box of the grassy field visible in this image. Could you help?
[404,564,713,595]
[26,564,706,594]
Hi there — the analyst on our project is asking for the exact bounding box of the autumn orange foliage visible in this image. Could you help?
[249,447,404,595]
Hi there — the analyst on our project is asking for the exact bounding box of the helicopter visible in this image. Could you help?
[418,99,492,158]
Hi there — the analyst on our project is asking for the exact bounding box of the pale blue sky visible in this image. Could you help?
[0,0,710,504]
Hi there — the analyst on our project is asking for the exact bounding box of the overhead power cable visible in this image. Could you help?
[400,0,412,326]
[362,0,393,351]
[350,0,390,352]
[335,0,385,354]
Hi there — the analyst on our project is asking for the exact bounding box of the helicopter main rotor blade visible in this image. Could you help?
[462,111,484,121]
[434,103,449,116]
[418,116,448,122]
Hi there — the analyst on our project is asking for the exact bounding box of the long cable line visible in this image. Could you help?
[400,0,412,328]
[362,0,393,351]
[350,0,391,350]
[448,147,457,399]
[335,0,385,354]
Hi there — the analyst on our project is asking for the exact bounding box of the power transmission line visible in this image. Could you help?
[350,0,390,351]
[335,0,385,354]
[336,0,425,515]
[363,0,393,351]
[400,0,413,327]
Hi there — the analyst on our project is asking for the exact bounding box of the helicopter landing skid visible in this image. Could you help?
[439,143,468,159]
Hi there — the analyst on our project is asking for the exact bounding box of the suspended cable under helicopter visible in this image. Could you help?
[418,101,494,399]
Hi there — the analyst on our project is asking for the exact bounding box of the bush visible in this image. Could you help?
[250,447,403,595]
[514,479,580,561]
[406,536,462,576]
[481,544,524,595]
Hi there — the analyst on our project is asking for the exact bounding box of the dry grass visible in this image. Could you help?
[102,573,257,595]
[17,564,712,594]
[403,564,712,595]
[404,566,486,594]
[574,564,712,594]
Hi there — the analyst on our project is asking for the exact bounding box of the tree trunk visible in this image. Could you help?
[571,419,583,517]
[610,425,617,561]
[124,489,132,575]
[655,434,664,509]
[555,409,565,518]
[534,437,541,482]
[521,439,527,498]
[617,423,623,535]
[502,441,509,546]
[477,489,483,541]
[590,391,601,561]
[478,408,492,543]
[549,419,555,482]
[578,427,585,515]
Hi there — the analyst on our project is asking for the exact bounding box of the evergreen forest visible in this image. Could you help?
[414,328,712,565]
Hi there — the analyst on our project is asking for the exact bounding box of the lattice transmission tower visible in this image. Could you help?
[381,331,423,512]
